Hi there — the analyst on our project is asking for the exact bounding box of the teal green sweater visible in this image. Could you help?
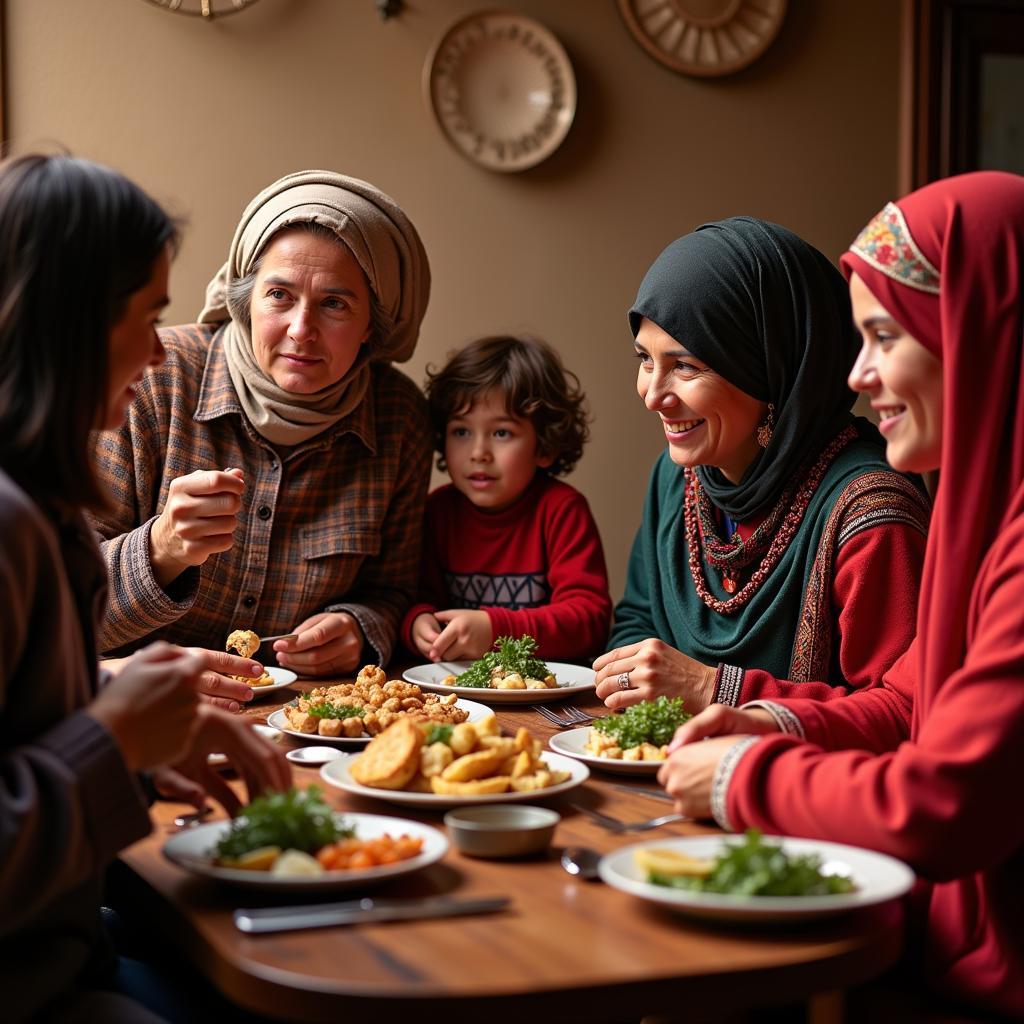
[610,438,925,684]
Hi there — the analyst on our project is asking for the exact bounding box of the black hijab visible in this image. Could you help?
[629,216,863,521]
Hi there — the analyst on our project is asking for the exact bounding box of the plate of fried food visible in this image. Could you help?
[266,665,490,747]
[599,830,915,923]
[163,786,448,891]
[320,715,589,808]
[548,697,693,775]
[403,635,596,704]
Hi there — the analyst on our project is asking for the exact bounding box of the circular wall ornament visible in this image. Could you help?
[424,11,577,173]
[617,0,787,77]
[139,0,261,17]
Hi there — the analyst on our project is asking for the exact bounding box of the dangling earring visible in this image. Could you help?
[756,403,775,449]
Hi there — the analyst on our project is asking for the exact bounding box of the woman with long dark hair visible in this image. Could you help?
[0,154,289,1023]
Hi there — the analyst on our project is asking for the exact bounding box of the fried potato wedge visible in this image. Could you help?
[430,775,512,796]
[441,748,507,782]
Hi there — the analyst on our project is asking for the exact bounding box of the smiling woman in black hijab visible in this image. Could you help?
[594,217,930,718]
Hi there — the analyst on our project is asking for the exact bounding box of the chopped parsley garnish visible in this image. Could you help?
[307,701,365,720]
[424,724,453,746]
[213,786,354,860]
[649,830,857,896]
[591,696,691,749]
[456,635,552,688]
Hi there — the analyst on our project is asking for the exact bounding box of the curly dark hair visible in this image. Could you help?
[425,334,590,477]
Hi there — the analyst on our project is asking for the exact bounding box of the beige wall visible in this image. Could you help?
[6,0,901,599]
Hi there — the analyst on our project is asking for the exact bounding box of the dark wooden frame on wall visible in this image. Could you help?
[901,0,1024,192]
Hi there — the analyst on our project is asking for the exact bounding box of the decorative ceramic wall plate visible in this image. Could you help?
[617,0,787,77]
[424,10,577,172]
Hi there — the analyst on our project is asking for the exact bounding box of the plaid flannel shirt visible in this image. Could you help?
[90,324,431,666]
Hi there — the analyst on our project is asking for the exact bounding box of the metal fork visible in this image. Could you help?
[534,705,596,728]
[569,802,688,833]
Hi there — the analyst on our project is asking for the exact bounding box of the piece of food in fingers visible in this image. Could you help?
[225,628,274,685]
[226,629,260,659]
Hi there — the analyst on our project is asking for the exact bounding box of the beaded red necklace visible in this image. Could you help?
[684,425,857,613]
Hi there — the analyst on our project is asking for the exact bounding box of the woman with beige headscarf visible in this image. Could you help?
[91,170,432,689]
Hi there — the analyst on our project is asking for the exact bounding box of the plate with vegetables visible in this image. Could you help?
[599,830,915,922]
[403,635,595,704]
[163,787,448,890]
[266,698,492,747]
[548,697,691,774]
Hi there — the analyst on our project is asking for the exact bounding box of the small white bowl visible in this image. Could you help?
[443,804,559,859]
[285,746,345,766]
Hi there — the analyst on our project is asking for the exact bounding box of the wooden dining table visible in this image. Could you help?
[118,674,906,1024]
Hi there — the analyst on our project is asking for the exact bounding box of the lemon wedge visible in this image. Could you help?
[634,847,714,878]
[220,845,282,871]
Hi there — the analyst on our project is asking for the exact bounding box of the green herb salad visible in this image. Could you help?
[638,830,857,897]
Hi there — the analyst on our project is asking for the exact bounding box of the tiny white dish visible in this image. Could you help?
[402,661,596,704]
[320,750,589,809]
[286,746,344,766]
[548,727,663,776]
[599,835,915,923]
[207,722,283,766]
[245,666,298,699]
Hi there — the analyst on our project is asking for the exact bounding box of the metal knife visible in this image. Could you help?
[234,894,510,934]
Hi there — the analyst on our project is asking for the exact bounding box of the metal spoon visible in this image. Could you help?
[560,846,602,881]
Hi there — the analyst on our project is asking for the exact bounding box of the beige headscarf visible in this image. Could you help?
[198,170,430,446]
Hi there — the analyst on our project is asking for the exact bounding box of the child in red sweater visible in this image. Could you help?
[402,335,612,664]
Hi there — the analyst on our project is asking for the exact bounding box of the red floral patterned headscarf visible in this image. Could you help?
[841,171,1024,720]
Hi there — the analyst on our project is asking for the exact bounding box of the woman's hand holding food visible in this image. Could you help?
[186,647,264,711]
[273,611,364,677]
[594,639,718,712]
[149,468,245,588]
[87,642,204,772]
[656,705,780,818]
[429,609,494,662]
[171,705,292,817]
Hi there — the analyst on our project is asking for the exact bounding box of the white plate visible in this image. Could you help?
[163,812,447,891]
[320,750,589,809]
[246,666,298,699]
[402,662,596,703]
[207,723,283,767]
[286,746,345,766]
[599,835,916,923]
[548,727,663,776]
[266,698,493,748]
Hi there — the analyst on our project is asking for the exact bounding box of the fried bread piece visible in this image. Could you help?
[226,629,260,659]
[349,718,422,790]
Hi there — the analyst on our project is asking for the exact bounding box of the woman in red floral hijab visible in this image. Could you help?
[659,171,1024,1018]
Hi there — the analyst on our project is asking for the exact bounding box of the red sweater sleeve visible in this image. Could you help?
[725,541,1024,882]
[485,490,612,662]
[724,521,925,706]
